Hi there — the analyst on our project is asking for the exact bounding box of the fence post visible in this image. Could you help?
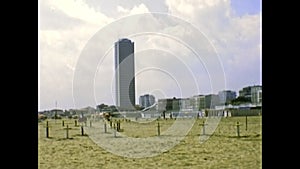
[46,121,49,138]
[62,120,64,127]
[66,125,69,139]
[104,123,107,133]
[199,121,207,135]
[236,122,240,137]
[117,120,121,131]
[203,121,205,135]
[157,122,160,136]
[81,125,84,136]
[75,120,77,127]
[245,115,248,131]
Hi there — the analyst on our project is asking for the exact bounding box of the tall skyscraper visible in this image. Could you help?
[114,38,136,110]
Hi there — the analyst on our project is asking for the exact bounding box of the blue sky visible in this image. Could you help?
[39,0,261,110]
[231,0,261,16]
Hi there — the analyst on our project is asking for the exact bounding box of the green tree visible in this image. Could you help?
[230,96,251,105]
[109,105,118,112]
[97,103,108,111]
[134,105,143,111]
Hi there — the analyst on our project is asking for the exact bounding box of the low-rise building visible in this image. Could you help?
[139,94,155,108]
[218,90,236,104]
[205,94,220,109]
[239,85,262,105]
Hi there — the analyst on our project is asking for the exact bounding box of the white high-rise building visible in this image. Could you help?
[114,38,136,110]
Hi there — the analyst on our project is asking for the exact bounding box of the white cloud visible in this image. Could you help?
[130,4,150,15]
[48,0,113,26]
[166,0,230,21]
[165,0,261,91]
[117,4,150,16]
[40,0,116,110]
[117,6,129,13]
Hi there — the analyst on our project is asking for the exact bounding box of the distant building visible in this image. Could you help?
[180,98,193,111]
[239,85,262,104]
[69,109,86,115]
[158,97,207,111]
[252,88,262,105]
[239,86,252,99]
[157,99,168,112]
[114,38,136,110]
[158,97,180,112]
[218,90,237,104]
[190,95,205,111]
[139,94,155,108]
[205,94,220,109]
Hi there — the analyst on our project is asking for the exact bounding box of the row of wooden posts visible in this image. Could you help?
[46,119,120,139]
[46,116,249,139]
[200,121,244,137]
[45,120,91,138]
[105,119,244,138]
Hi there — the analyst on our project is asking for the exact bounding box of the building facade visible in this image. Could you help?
[251,88,262,105]
[180,98,193,111]
[218,90,237,104]
[191,95,206,111]
[239,86,252,99]
[114,38,136,110]
[205,94,220,109]
[158,98,180,112]
[139,94,155,108]
[239,85,262,105]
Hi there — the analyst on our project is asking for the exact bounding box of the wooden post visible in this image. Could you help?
[236,122,240,137]
[75,120,77,127]
[117,120,120,132]
[110,121,112,128]
[81,126,84,136]
[104,123,107,133]
[157,122,160,136]
[66,125,69,139]
[62,120,64,127]
[202,121,205,135]
[245,115,248,131]
[46,121,49,138]
[199,121,207,135]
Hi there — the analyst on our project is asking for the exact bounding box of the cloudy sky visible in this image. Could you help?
[39,0,261,111]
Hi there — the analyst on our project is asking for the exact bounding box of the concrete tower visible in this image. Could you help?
[114,38,135,110]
